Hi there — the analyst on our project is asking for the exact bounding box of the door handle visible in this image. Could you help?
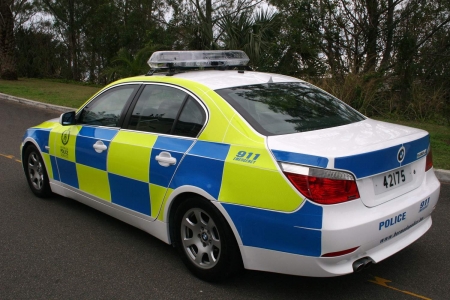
[93,140,107,153]
[155,151,177,167]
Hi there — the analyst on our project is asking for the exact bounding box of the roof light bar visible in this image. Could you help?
[147,50,250,69]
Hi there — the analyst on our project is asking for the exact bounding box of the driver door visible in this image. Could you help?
[50,84,139,200]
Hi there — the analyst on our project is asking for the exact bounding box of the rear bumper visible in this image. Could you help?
[241,216,431,277]
[238,169,440,277]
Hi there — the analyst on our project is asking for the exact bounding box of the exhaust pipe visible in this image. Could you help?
[352,257,375,272]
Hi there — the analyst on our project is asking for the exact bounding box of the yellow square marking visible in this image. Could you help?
[76,164,111,202]
[219,146,303,211]
[150,184,168,219]
[49,125,81,162]
[108,131,157,182]
[41,153,53,179]
[157,188,174,221]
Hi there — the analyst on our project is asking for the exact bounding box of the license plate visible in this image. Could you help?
[373,166,412,195]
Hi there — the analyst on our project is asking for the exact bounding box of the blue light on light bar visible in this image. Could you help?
[147,50,250,69]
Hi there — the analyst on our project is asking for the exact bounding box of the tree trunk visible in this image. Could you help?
[206,0,213,49]
[380,0,394,70]
[0,0,18,80]
[68,0,79,81]
[363,0,379,73]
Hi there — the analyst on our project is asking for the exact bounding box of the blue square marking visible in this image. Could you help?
[75,136,109,171]
[55,158,79,188]
[50,155,60,181]
[153,136,193,153]
[170,155,225,199]
[109,174,151,216]
[79,127,118,141]
[188,141,230,160]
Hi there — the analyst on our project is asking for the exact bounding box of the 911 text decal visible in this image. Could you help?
[419,197,430,213]
[233,151,260,164]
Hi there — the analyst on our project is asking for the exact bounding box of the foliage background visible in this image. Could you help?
[1,0,449,123]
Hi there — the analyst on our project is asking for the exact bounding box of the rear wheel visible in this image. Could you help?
[174,197,242,281]
[24,145,52,198]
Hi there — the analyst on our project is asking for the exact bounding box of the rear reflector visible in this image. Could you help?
[281,163,360,205]
[425,147,433,172]
[321,246,359,257]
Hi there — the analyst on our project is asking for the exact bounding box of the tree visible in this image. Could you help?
[218,9,279,69]
[168,0,265,50]
[0,0,18,80]
[39,0,92,81]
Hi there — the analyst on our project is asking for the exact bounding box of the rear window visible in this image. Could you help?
[216,82,365,135]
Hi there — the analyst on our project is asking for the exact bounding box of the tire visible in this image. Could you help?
[174,197,242,281]
[23,145,52,198]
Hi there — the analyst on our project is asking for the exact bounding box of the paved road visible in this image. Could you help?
[1,99,448,299]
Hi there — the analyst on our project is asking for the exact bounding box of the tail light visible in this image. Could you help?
[281,163,360,205]
[425,146,433,172]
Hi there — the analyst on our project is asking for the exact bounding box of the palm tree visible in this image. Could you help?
[218,9,278,68]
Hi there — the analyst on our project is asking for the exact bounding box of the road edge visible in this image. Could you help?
[1,92,449,183]
[0,92,72,113]
[435,169,450,183]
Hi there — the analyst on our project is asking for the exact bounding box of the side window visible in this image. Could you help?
[173,97,206,137]
[128,85,187,134]
[78,85,138,127]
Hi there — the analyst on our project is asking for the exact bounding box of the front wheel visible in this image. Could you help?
[174,197,242,281]
[23,145,52,198]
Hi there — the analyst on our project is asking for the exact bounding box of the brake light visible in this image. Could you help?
[281,163,360,205]
[425,147,433,172]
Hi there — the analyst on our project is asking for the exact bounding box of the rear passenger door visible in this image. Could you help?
[107,84,206,219]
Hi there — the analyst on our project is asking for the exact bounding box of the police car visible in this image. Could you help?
[21,50,441,281]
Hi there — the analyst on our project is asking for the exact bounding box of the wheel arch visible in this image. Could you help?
[165,186,244,250]
[21,139,42,169]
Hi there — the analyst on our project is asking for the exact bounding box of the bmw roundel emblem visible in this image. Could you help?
[397,146,405,163]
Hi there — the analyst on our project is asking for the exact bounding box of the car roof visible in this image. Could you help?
[110,70,304,93]
[171,70,303,90]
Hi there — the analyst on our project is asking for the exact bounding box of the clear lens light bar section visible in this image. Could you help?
[148,50,250,69]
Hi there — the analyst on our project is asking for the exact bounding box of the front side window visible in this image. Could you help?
[216,82,365,135]
[78,85,138,127]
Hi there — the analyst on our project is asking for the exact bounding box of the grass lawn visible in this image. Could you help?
[0,78,102,108]
[1,78,448,169]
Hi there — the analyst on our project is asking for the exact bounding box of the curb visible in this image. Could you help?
[0,92,72,113]
[1,92,449,183]
[435,169,450,183]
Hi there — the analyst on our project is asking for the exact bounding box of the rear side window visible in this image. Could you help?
[128,85,187,134]
[127,85,206,137]
[216,82,365,135]
[173,97,206,137]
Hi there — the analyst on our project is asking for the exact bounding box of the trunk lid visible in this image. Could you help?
[268,119,430,207]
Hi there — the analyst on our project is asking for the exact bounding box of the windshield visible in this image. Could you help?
[216,82,365,135]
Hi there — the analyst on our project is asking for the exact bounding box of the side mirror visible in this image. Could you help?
[59,111,76,126]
